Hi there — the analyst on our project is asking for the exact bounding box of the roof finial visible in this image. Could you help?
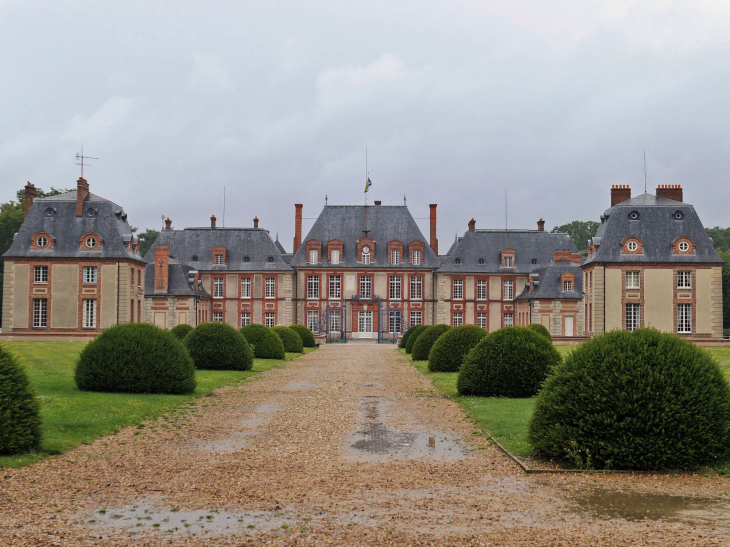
[325,194,328,206]
[404,194,407,206]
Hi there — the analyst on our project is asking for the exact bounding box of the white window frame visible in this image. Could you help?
[503,312,513,327]
[331,249,340,265]
[503,255,513,268]
[410,311,422,326]
[563,280,573,291]
[307,275,320,299]
[33,298,47,327]
[453,279,463,300]
[241,277,252,298]
[503,279,514,300]
[307,310,319,332]
[240,312,251,327]
[412,249,421,265]
[452,312,463,327]
[213,312,223,323]
[265,311,275,327]
[389,311,401,333]
[678,241,689,252]
[410,276,422,300]
[360,275,372,298]
[677,271,691,289]
[85,236,97,249]
[37,236,48,248]
[625,303,640,331]
[82,299,97,328]
[476,279,487,300]
[677,304,691,333]
[329,310,341,332]
[389,276,401,300]
[477,312,487,329]
[309,249,318,264]
[34,265,48,284]
[627,241,638,252]
[362,247,371,264]
[390,249,400,264]
[213,277,224,298]
[329,275,341,299]
[214,254,224,265]
[83,266,97,284]
[358,311,373,333]
[626,271,640,289]
[265,278,275,298]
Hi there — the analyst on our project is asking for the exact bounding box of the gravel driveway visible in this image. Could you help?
[1,343,728,546]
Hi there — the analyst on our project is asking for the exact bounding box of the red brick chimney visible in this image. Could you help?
[554,251,583,265]
[656,184,683,202]
[429,204,438,255]
[24,182,36,219]
[165,217,172,230]
[210,214,217,228]
[468,218,476,231]
[374,200,381,206]
[294,204,303,254]
[154,246,170,293]
[76,177,89,216]
[610,185,631,206]
[253,216,259,229]
[537,218,545,232]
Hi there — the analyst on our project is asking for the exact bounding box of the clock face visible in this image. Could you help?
[363,245,370,253]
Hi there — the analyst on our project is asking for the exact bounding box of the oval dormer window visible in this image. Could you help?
[629,210,640,220]
[531,258,538,264]
[454,257,462,265]
[674,211,684,220]
[37,236,48,248]
[85,237,97,249]
[477,258,485,265]
[192,255,199,262]
[86,208,97,217]
[678,241,689,252]
[243,255,250,263]
[267,256,274,263]
[44,207,55,217]
[627,241,638,252]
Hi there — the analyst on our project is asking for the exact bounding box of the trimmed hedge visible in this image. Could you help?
[528,328,730,470]
[184,322,253,371]
[412,324,451,361]
[0,344,42,455]
[290,324,316,348]
[240,323,286,359]
[271,326,304,353]
[76,323,196,393]
[399,325,421,349]
[527,323,552,341]
[171,323,194,340]
[428,325,488,372]
[404,325,428,354]
[457,326,561,397]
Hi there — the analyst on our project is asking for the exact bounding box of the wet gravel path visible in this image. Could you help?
[1,343,729,546]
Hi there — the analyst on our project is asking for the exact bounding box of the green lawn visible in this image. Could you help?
[0,342,315,468]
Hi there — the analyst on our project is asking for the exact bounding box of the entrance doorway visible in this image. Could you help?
[358,311,374,338]
[565,315,574,337]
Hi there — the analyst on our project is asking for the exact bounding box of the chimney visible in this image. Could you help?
[210,214,217,228]
[23,182,36,219]
[164,217,172,230]
[554,250,583,265]
[374,200,381,206]
[537,218,545,232]
[656,184,683,202]
[294,203,303,254]
[429,204,438,255]
[154,246,170,293]
[468,218,476,231]
[253,216,259,229]
[76,177,89,216]
[610,184,631,206]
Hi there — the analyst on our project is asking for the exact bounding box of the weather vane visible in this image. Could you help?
[75,146,98,178]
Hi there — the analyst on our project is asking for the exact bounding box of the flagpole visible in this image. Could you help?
[365,146,368,206]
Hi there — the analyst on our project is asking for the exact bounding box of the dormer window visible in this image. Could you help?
[214,254,224,265]
[621,237,644,255]
[79,232,102,251]
[672,236,695,255]
[309,249,318,264]
[628,210,640,220]
[212,246,226,265]
[501,249,515,268]
[85,237,97,249]
[627,241,638,252]
[504,256,513,267]
[331,249,340,265]
[563,279,573,291]
[387,240,404,265]
[678,241,689,252]
[412,250,421,265]
[391,249,400,264]
[362,246,371,265]
[38,236,48,248]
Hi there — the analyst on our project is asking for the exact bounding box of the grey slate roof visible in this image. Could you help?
[3,190,142,261]
[583,193,723,265]
[144,260,211,298]
[274,235,287,255]
[515,259,583,301]
[438,229,578,273]
[289,205,440,269]
[145,227,292,271]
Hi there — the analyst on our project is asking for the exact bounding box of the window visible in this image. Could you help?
[563,280,573,291]
[307,275,320,299]
[83,266,97,284]
[677,271,691,289]
[240,312,251,327]
[358,311,373,332]
[360,275,372,298]
[627,240,638,252]
[82,299,97,328]
[625,303,640,331]
[265,312,275,327]
[626,271,640,289]
[412,249,421,265]
[331,249,340,265]
[37,236,48,248]
[389,311,401,333]
[477,312,487,329]
[503,255,513,268]
[329,310,341,332]
[678,241,689,252]
[213,312,223,323]
[453,279,463,300]
[214,254,224,265]
[213,277,224,298]
[85,236,97,249]
[307,310,319,332]
[34,266,48,283]
[503,313,513,327]
[241,277,251,298]
[389,276,401,300]
[265,278,275,298]
[678,304,692,333]
[476,279,486,300]
[410,311,422,326]
[410,276,422,300]
[453,312,463,327]
[391,249,400,264]
[33,299,47,327]
[362,245,371,264]
[309,249,318,264]
[329,275,341,299]
[503,280,514,300]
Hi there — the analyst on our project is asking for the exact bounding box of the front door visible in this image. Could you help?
[565,315,574,337]
[358,311,373,336]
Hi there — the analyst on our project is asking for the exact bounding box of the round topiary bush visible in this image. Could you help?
[239,323,286,359]
[0,345,42,455]
[428,325,489,372]
[457,326,561,397]
[405,325,428,354]
[399,325,420,349]
[184,322,253,371]
[171,323,194,340]
[527,323,552,341]
[528,329,730,470]
[76,323,197,393]
[271,326,304,353]
[290,324,316,348]
[412,324,451,361]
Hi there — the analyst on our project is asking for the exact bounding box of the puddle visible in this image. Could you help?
[571,489,730,527]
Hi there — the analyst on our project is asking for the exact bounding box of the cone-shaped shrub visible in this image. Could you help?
[457,326,561,397]
[290,324,316,348]
[0,345,42,455]
[76,323,196,393]
[527,323,552,341]
[271,326,304,353]
[528,328,730,470]
[404,325,428,354]
[412,324,451,361]
[171,323,194,340]
[239,323,286,359]
[428,325,489,372]
[399,325,420,349]
[184,322,253,371]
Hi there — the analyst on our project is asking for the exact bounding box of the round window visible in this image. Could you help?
[85,237,97,249]
[192,255,199,262]
[678,241,689,252]
[629,211,640,220]
[267,256,274,263]
[37,236,48,248]
[477,258,485,265]
[674,211,684,220]
[627,241,638,252]
[243,256,250,263]
[454,257,462,264]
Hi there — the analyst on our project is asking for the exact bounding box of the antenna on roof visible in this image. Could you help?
[643,149,647,194]
[161,215,165,229]
[404,195,407,206]
[75,146,98,178]
[325,194,328,206]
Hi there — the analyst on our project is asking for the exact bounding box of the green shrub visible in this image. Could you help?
[271,326,304,353]
[404,325,428,354]
[290,324,316,348]
[457,326,561,397]
[239,323,286,359]
[527,323,552,341]
[528,329,730,470]
[412,324,451,361]
[0,345,42,455]
[399,325,420,349]
[170,323,194,340]
[184,322,253,371]
[75,323,196,393]
[428,325,488,372]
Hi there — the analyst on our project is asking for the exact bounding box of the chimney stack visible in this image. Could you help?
[294,204,303,254]
[554,250,583,265]
[165,217,172,230]
[537,218,545,232]
[210,214,217,228]
[253,216,259,229]
[24,182,36,219]
[656,184,683,202]
[429,204,438,255]
[610,184,631,206]
[374,200,381,206]
[76,177,89,217]
[468,218,476,231]
[154,246,170,293]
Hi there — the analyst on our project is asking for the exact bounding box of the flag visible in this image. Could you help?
[364,177,372,193]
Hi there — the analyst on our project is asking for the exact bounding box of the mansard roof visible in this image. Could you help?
[583,193,723,265]
[515,259,583,301]
[3,190,142,261]
[289,205,440,268]
[144,260,211,298]
[145,227,292,271]
[438,229,577,273]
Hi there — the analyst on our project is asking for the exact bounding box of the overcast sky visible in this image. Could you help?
[2,0,729,252]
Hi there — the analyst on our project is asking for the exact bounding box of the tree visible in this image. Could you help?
[706,227,730,253]
[720,249,730,331]
[550,220,600,255]
[138,228,159,258]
